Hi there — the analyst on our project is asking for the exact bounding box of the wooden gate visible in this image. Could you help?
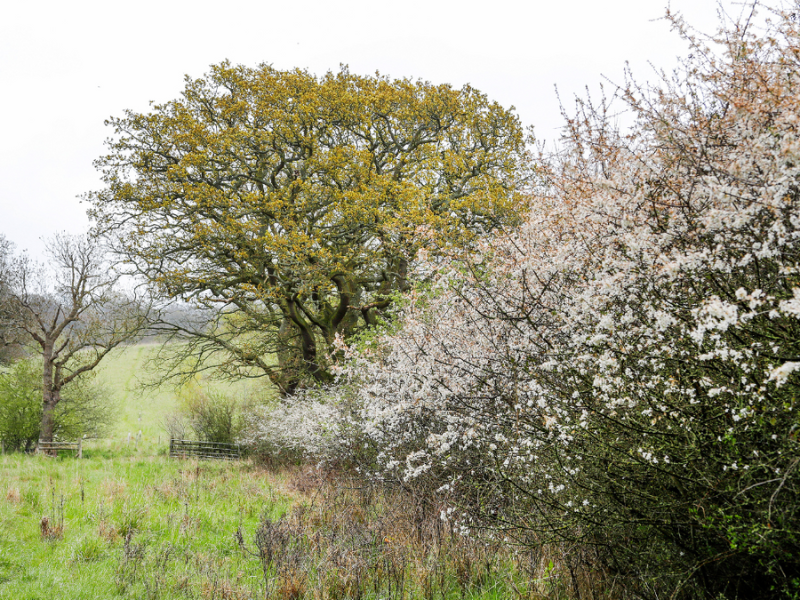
[169,439,241,460]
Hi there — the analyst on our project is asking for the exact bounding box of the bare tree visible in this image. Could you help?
[0,234,25,363]
[0,233,148,446]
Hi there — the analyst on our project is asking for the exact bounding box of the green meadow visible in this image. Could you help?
[0,454,295,599]
[0,343,291,599]
[95,343,266,454]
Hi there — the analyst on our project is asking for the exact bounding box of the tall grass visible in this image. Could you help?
[0,453,593,599]
[240,467,600,600]
[0,453,294,599]
[0,343,593,599]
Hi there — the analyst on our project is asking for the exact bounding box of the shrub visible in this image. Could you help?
[167,382,252,445]
[242,387,368,467]
[0,359,114,451]
[339,5,800,599]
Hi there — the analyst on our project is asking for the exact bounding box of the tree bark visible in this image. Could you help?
[38,343,61,452]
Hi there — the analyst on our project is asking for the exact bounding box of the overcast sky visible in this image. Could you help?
[1,0,734,258]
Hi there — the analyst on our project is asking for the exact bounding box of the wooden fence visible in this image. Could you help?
[169,439,241,461]
[38,440,83,458]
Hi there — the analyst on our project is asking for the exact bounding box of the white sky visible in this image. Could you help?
[1,0,734,258]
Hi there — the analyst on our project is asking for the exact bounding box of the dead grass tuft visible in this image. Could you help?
[5,487,21,504]
[98,519,121,544]
[40,515,64,540]
[100,478,127,501]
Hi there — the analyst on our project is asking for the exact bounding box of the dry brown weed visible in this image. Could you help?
[40,515,64,540]
[98,519,121,544]
[100,478,127,501]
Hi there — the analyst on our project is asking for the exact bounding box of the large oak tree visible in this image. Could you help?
[89,63,528,393]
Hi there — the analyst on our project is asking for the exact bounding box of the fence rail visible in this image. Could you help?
[169,439,241,461]
[38,440,83,458]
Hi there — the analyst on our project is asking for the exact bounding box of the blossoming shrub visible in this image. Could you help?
[242,387,367,467]
[343,6,800,599]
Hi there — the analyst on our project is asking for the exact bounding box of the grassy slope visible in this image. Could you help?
[95,342,269,453]
[0,345,539,600]
[96,343,174,444]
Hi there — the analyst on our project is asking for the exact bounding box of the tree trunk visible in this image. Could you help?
[39,396,58,451]
[38,345,60,453]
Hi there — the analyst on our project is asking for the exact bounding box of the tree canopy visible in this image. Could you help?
[89,63,528,393]
[0,234,25,364]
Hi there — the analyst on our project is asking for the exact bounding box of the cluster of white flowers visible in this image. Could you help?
[243,18,800,595]
[241,390,349,460]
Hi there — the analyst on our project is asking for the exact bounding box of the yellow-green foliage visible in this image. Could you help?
[89,63,530,391]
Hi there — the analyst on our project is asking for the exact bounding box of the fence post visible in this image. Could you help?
[78,439,83,459]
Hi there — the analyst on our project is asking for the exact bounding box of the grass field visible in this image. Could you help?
[0,343,292,598]
[0,344,550,600]
[0,455,541,600]
[0,453,295,599]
